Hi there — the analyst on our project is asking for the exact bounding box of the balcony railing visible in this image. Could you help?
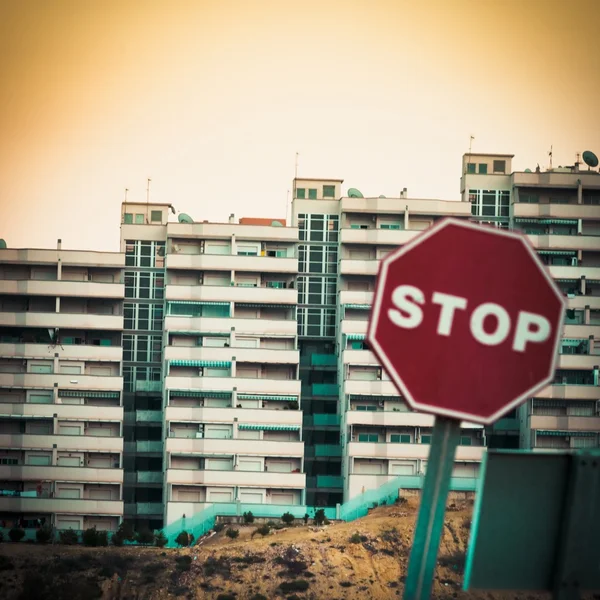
[135,381,162,393]
[312,384,339,397]
[311,354,337,367]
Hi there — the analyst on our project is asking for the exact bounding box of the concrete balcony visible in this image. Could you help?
[166,469,305,488]
[339,319,368,335]
[343,349,379,365]
[343,379,400,397]
[513,202,600,221]
[525,234,600,252]
[512,170,600,189]
[339,290,374,306]
[164,375,301,396]
[165,406,302,426]
[0,342,122,362]
[549,266,600,281]
[0,248,124,268]
[124,441,163,454]
[166,437,304,457]
[0,372,122,391]
[164,315,297,336]
[0,464,123,483]
[567,296,600,310]
[0,279,124,299]
[557,355,600,369]
[339,259,379,276]
[345,410,481,429]
[165,284,297,305]
[0,496,123,515]
[0,403,122,421]
[347,441,485,461]
[534,384,600,400]
[166,221,298,242]
[166,253,298,274]
[0,433,123,452]
[529,415,600,432]
[340,197,471,218]
[340,228,418,246]
[165,345,299,365]
[0,311,123,331]
[563,324,600,339]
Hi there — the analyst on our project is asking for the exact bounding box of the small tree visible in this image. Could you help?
[9,527,25,543]
[82,527,99,547]
[313,509,326,526]
[59,528,79,545]
[154,530,168,548]
[175,531,192,547]
[118,520,136,541]
[225,528,239,540]
[97,530,109,547]
[36,526,53,544]
[281,512,295,525]
[255,524,270,537]
[243,511,254,524]
[111,530,124,546]
[303,513,309,525]
[135,528,155,545]
[213,522,225,533]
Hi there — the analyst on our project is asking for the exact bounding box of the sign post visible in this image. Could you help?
[366,219,566,600]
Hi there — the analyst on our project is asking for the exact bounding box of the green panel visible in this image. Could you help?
[346,333,366,341]
[238,423,300,431]
[312,383,339,396]
[169,359,231,368]
[537,249,577,256]
[465,451,570,591]
[237,394,297,402]
[315,444,342,457]
[310,353,337,366]
[313,413,340,427]
[169,390,231,399]
[540,218,578,225]
[59,390,120,399]
[316,475,343,488]
[344,304,371,310]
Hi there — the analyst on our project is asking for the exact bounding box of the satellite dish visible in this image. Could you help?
[271,221,283,227]
[348,188,364,198]
[178,213,194,224]
[524,168,532,173]
[378,195,386,198]
[582,150,599,168]
[0,239,6,249]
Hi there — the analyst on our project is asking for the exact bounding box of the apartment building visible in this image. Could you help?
[0,244,125,532]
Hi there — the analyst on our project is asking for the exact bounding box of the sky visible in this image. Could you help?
[1,0,599,252]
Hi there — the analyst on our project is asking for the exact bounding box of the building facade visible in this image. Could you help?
[0,150,598,532]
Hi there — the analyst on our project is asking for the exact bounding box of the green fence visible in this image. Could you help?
[311,354,337,367]
[312,383,339,396]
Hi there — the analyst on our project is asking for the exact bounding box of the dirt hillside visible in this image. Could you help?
[0,498,589,599]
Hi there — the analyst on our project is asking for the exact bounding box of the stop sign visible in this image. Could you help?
[367,218,566,425]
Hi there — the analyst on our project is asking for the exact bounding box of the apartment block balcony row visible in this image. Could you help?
[346,441,485,461]
[0,248,125,268]
[166,253,297,274]
[165,283,297,305]
[513,202,600,221]
[0,496,123,516]
[165,405,302,425]
[0,279,124,299]
[167,484,303,506]
[164,315,296,336]
[164,375,301,397]
[0,342,122,362]
[164,345,299,365]
[0,432,122,452]
[0,372,123,391]
[167,221,299,243]
[0,463,123,484]
[0,311,123,331]
[0,402,122,421]
[166,437,303,457]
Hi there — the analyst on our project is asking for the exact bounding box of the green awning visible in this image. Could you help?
[169,390,231,399]
[59,390,120,399]
[169,331,229,336]
[238,423,301,431]
[538,250,577,256]
[237,394,297,402]
[556,279,578,284]
[169,360,230,368]
[349,394,400,402]
[532,400,566,408]
[561,339,586,347]
[540,219,578,225]
[515,218,541,224]
[167,300,229,306]
[237,303,293,309]
[346,334,366,341]
[536,430,596,437]
[345,304,371,310]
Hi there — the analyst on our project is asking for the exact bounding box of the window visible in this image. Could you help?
[135,214,144,224]
[323,185,335,198]
[237,245,258,256]
[308,188,317,199]
[460,436,472,446]
[391,434,411,443]
[466,163,476,174]
[297,306,336,337]
[380,223,402,230]
[493,160,506,173]
[520,194,539,204]
[469,190,510,219]
[358,433,379,442]
[421,435,431,444]
[125,271,164,300]
[124,303,163,330]
[296,188,306,199]
[123,213,133,224]
[356,405,377,411]
[150,210,162,222]
[478,163,488,174]
[124,240,166,268]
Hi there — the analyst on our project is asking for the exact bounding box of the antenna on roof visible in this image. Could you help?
[466,135,475,174]
[124,188,129,202]
[294,152,299,179]
[548,145,553,170]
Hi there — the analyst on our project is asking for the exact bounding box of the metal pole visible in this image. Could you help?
[404,416,461,600]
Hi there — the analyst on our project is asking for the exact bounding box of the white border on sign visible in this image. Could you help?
[366,217,567,426]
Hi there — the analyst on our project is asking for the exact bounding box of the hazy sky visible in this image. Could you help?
[1,0,599,252]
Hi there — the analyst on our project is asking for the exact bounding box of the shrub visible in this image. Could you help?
[225,528,239,540]
[59,528,79,545]
[278,579,310,592]
[266,520,277,527]
[349,532,362,544]
[213,522,225,533]
[281,512,295,525]
[118,520,136,541]
[313,509,326,526]
[154,530,168,548]
[111,530,124,546]
[8,527,25,543]
[135,528,155,545]
[303,513,309,525]
[254,524,270,537]
[243,511,254,524]
[97,530,109,547]
[36,526,53,544]
[175,555,192,572]
[83,527,100,547]
[175,531,192,547]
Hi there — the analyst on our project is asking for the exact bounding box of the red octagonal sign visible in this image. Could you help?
[367,219,566,425]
